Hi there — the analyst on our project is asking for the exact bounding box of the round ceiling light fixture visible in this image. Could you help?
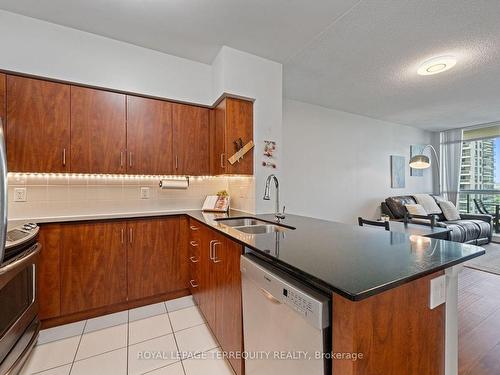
[417,56,457,76]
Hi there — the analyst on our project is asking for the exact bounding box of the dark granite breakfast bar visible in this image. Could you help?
[187,210,485,300]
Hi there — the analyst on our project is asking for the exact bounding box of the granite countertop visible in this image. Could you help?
[15,208,485,301]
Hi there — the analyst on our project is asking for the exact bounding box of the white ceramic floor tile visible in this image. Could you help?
[71,348,127,375]
[20,336,80,374]
[142,361,185,375]
[129,313,172,345]
[174,324,218,357]
[165,296,195,312]
[168,306,205,332]
[183,348,234,375]
[128,334,179,375]
[21,364,72,375]
[84,311,128,333]
[129,302,167,322]
[37,321,86,345]
[75,323,127,360]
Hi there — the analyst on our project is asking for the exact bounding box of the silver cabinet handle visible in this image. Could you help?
[121,228,125,244]
[189,280,199,288]
[212,241,222,263]
[175,155,178,170]
[220,153,226,168]
[62,148,67,166]
[120,151,124,167]
[129,152,133,167]
[129,227,133,244]
[190,240,198,247]
[189,256,199,263]
[190,225,199,231]
[209,240,216,260]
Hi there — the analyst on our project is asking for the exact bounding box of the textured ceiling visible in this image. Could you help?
[1,0,499,131]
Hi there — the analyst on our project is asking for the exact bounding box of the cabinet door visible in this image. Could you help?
[210,100,226,175]
[225,98,253,175]
[0,73,5,128]
[60,222,127,315]
[127,96,174,175]
[127,217,188,300]
[38,224,62,320]
[70,87,126,174]
[172,103,209,175]
[6,76,70,172]
[199,226,217,329]
[215,238,244,375]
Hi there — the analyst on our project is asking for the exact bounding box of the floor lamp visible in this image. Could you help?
[409,144,441,196]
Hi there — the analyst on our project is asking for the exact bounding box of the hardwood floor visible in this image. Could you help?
[459,267,500,374]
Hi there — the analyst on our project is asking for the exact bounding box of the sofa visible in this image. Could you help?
[382,195,492,245]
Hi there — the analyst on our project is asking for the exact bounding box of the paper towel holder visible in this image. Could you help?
[159,177,190,189]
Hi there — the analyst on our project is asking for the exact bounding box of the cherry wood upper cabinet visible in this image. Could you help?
[126,96,173,175]
[210,97,253,175]
[6,76,70,172]
[127,217,188,301]
[0,73,5,128]
[172,103,210,175]
[60,221,127,315]
[210,100,226,175]
[70,87,126,174]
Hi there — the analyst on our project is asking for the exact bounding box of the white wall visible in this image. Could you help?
[0,10,213,104]
[212,47,283,213]
[282,99,435,224]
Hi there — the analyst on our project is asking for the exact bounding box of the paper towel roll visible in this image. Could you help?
[159,178,189,189]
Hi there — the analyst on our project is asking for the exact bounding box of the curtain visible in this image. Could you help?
[440,129,463,205]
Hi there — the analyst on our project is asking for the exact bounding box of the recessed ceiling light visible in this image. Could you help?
[417,56,457,76]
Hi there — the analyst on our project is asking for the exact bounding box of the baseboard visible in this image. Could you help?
[41,288,190,329]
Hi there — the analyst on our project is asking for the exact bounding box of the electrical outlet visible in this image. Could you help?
[140,187,150,199]
[14,188,27,202]
[429,275,446,309]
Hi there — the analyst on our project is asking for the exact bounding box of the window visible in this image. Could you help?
[458,125,500,213]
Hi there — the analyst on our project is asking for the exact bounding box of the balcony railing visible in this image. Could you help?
[459,189,500,233]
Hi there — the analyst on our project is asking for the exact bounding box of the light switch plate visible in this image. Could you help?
[140,187,150,199]
[430,275,446,309]
[14,188,27,202]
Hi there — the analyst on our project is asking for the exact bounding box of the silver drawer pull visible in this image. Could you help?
[190,225,199,231]
[190,240,198,247]
[189,280,199,288]
[212,241,222,263]
[189,256,199,263]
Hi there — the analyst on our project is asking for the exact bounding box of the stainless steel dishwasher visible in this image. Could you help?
[241,253,331,375]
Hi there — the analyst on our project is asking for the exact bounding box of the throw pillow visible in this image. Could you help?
[438,200,461,221]
[413,194,442,214]
[405,204,428,216]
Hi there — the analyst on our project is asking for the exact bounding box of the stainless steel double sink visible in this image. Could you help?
[215,217,295,234]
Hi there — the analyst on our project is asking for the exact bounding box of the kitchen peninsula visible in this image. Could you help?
[20,208,484,375]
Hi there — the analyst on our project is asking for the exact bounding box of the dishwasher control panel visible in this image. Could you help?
[283,288,314,316]
[241,254,330,330]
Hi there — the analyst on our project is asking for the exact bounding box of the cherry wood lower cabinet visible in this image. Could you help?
[189,219,244,375]
[38,216,190,325]
[37,224,62,320]
[60,221,128,315]
[127,217,188,301]
[332,271,445,375]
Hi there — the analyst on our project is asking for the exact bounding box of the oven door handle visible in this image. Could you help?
[0,244,40,276]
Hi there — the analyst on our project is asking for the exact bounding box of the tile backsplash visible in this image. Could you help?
[7,173,255,220]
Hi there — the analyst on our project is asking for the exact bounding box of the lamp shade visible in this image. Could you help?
[409,154,430,169]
